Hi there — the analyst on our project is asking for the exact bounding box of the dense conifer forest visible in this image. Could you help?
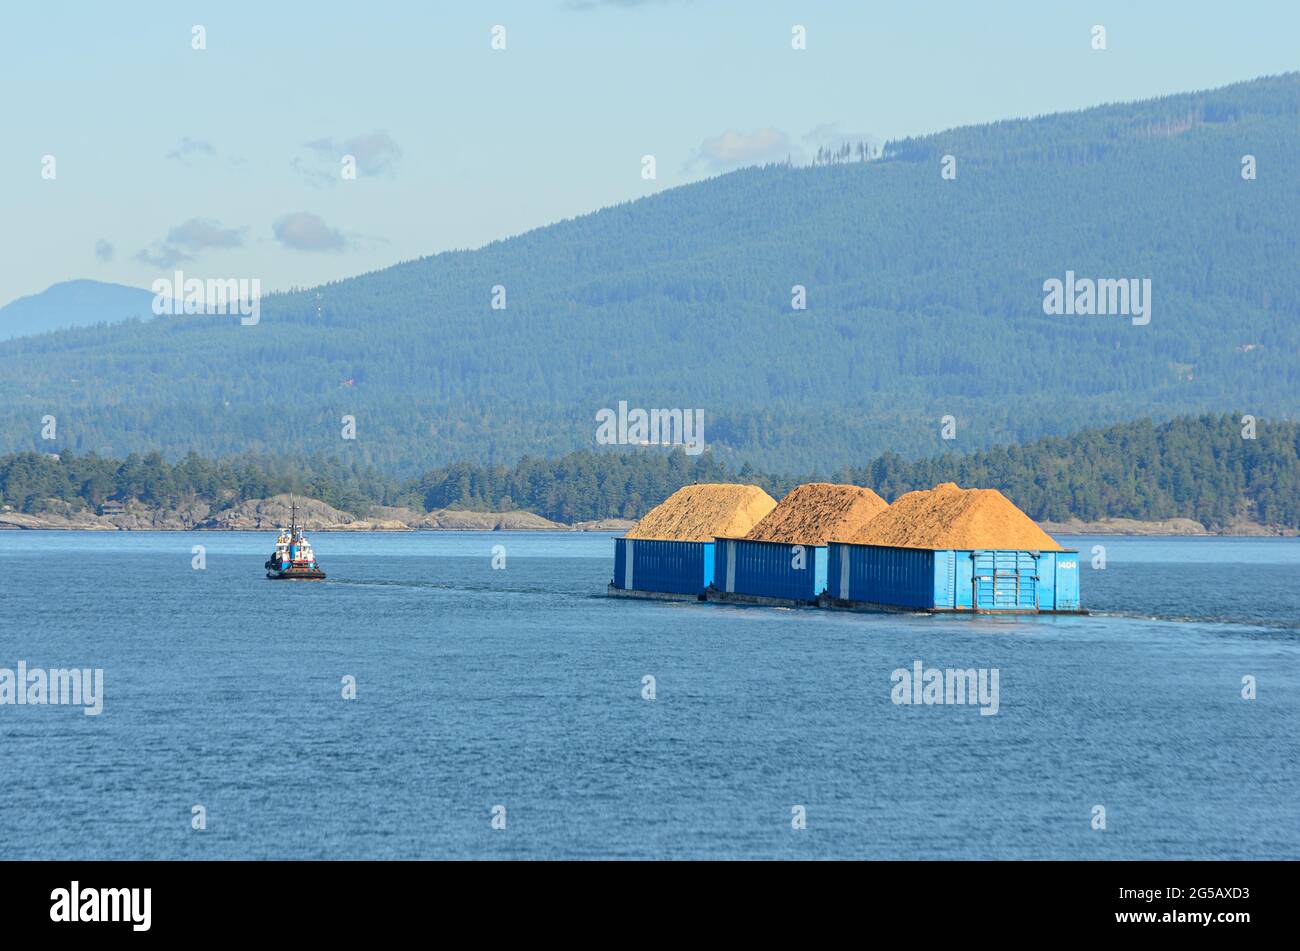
[3,414,1296,529]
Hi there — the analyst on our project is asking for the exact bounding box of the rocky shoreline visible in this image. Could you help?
[1039,516,1297,537]
[1,495,1293,537]
[0,494,638,533]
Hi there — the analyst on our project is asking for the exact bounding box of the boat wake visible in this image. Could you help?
[1087,609,1298,633]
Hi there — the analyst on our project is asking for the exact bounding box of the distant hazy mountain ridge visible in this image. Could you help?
[0,280,158,340]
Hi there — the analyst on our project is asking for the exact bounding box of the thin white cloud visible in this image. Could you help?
[272,212,351,252]
[294,130,403,186]
[166,136,217,163]
[135,218,245,267]
[687,127,793,171]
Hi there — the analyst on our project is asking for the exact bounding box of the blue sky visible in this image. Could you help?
[2,0,1296,306]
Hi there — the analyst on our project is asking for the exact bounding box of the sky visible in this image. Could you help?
[1,0,1296,306]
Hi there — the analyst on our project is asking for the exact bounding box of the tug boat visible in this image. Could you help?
[265,502,326,580]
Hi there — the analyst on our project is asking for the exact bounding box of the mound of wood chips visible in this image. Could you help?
[625,483,777,542]
[743,483,888,546]
[841,482,1063,551]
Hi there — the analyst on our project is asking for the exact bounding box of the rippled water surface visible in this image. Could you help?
[0,531,1295,859]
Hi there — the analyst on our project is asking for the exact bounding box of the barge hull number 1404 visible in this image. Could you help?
[264,502,326,580]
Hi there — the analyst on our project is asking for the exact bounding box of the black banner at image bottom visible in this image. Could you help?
[0,860,1284,938]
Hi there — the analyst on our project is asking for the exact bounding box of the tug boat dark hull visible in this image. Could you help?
[264,558,325,580]
[265,567,326,580]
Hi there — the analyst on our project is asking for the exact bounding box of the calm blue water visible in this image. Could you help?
[0,531,1296,859]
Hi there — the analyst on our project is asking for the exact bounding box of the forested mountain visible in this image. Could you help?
[0,280,157,340]
[1,74,1297,473]
[4,414,1297,530]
